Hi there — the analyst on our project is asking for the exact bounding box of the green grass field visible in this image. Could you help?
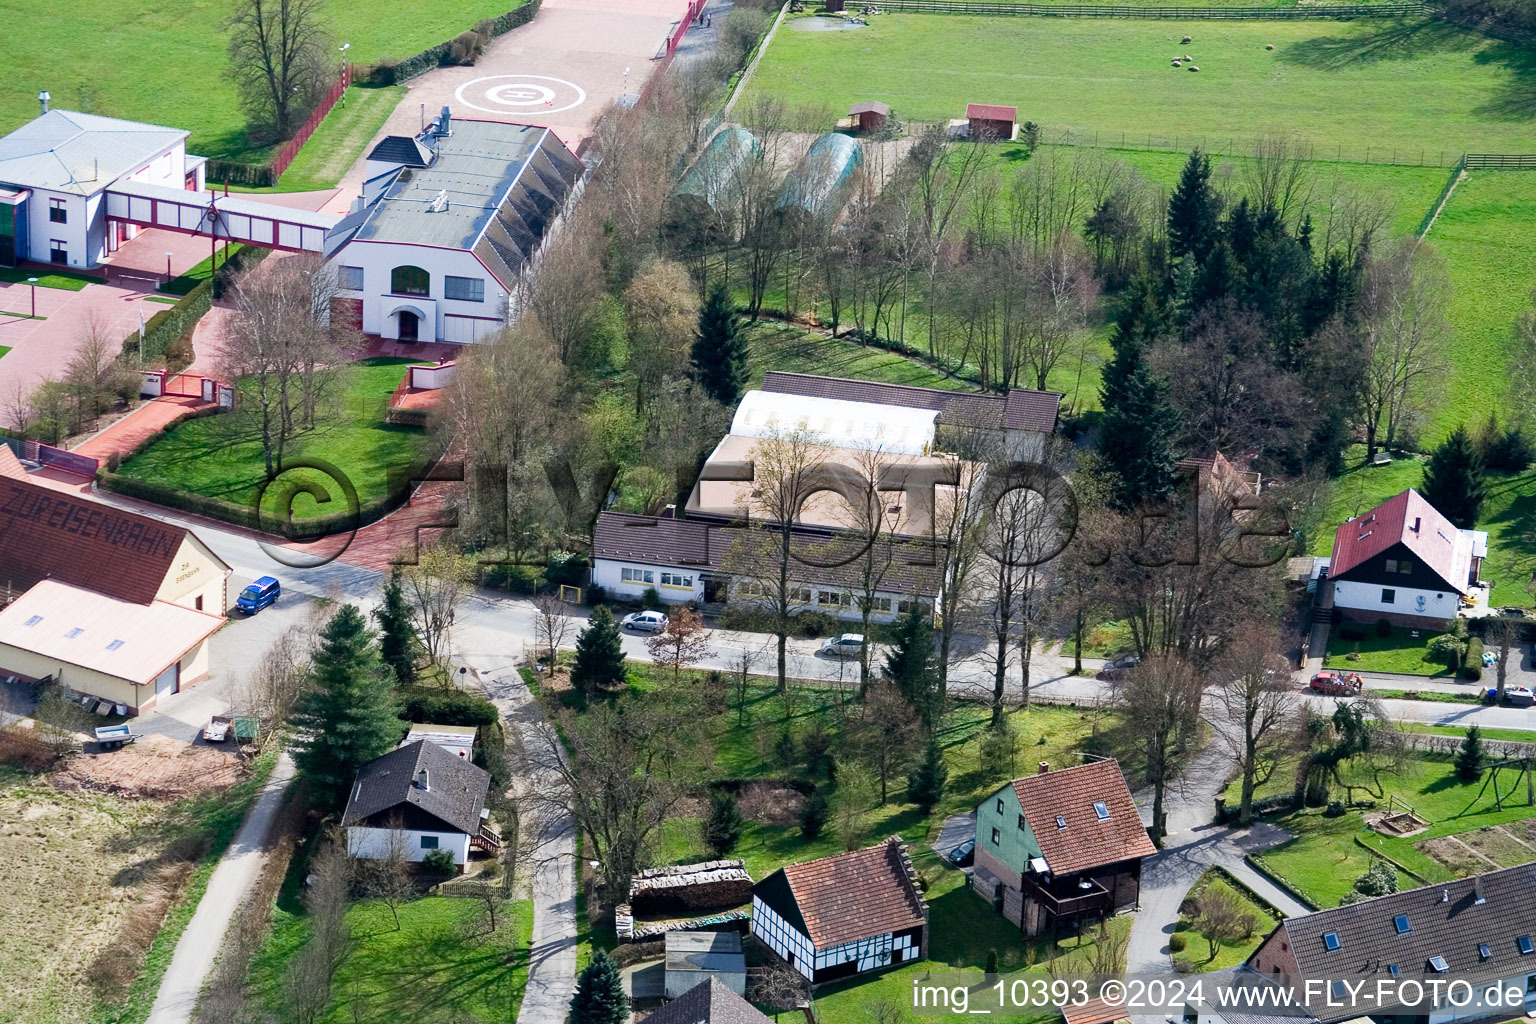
[0,0,526,160]
[116,357,435,518]
[1421,171,1536,444]
[0,266,94,291]
[748,15,1536,158]
[1323,625,1459,676]
[1169,870,1279,972]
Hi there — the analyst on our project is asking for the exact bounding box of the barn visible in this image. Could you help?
[324,110,584,344]
[848,101,890,134]
[966,103,1018,141]
[0,467,230,713]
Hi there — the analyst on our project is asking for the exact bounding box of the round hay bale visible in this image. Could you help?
[1265,43,1275,50]
[1189,65,1200,71]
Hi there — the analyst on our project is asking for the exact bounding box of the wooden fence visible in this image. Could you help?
[862,0,1425,16]
[1465,153,1536,170]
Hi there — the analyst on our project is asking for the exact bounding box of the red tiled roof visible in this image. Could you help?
[0,446,23,480]
[1328,489,1468,593]
[1062,996,1131,1024]
[779,837,926,947]
[966,103,1017,121]
[0,475,191,605]
[1005,389,1062,433]
[1010,760,1155,875]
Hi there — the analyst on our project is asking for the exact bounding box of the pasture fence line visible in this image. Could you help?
[1464,153,1536,170]
[861,0,1426,17]
[1414,155,1466,239]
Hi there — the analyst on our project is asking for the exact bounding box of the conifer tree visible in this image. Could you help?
[290,604,401,805]
[883,603,942,730]
[570,951,629,1024]
[906,737,948,814]
[570,605,627,702]
[1167,148,1220,262]
[1454,725,1484,782]
[703,790,745,856]
[1098,331,1180,511]
[1421,425,1488,529]
[373,565,416,685]
[690,284,749,405]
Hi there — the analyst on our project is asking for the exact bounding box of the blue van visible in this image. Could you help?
[237,576,281,614]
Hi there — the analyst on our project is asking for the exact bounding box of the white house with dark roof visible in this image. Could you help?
[1327,489,1488,628]
[324,110,583,344]
[0,107,203,270]
[341,739,499,869]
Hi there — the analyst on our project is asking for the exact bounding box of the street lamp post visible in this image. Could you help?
[338,43,351,104]
[26,277,37,318]
[165,251,174,284]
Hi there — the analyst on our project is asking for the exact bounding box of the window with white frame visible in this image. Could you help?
[444,275,485,302]
[660,572,693,588]
[861,595,893,613]
[48,198,66,224]
[339,265,363,290]
[620,567,655,585]
[818,591,847,609]
[789,586,812,604]
[738,579,766,598]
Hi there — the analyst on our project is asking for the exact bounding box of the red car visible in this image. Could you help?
[1309,670,1364,696]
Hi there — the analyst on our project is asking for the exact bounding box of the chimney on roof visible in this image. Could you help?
[1412,517,1421,533]
[415,769,430,791]
[37,91,50,116]
[1038,761,1049,774]
[1441,888,1449,903]
[1474,877,1486,904]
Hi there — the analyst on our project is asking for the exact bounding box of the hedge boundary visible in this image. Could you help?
[361,1,542,85]
[1201,865,1290,921]
[119,248,268,365]
[1244,853,1321,911]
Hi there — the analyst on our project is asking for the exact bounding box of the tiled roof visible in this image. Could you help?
[1328,489,1470,593]
[1272,865,1536,1022]
[1009,760,1155,875]
[0,476,207,605]
[1060,995,1131,1024]
[761,837,926,948]
[366,135,433,167]
[592,512,942,598]
[966,103,1017,121]
[639,979,772,1024]
[759,371,1059,434]
[340,740,490,835]
[849,101,890,116]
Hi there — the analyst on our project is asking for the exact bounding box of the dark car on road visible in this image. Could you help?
[1096,655,1141,682]
[946,838,975,867]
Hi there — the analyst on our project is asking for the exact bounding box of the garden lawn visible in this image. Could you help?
[249,895,532,1023]
[745,319,973,392]
[0,0,528,161]
[240,86,407,193]
[0,347,9,360]
[746,15,1536,158]
[1169,871,1280,972]
[1422,171,1536,445]
[116,357,435,519]
[0,266,93,290]
[1404,723,1536,745]
[159,246,245,296]
[1323,625,1456,677]
[1240,751,1536,907]
[1309,449,1536,609]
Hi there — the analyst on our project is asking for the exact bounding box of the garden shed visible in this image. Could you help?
[848,101,889,133]
[966,102,1018,141]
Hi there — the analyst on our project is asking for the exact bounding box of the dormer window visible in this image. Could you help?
[1323,932,1341,951]
[1479,943,1491,960]
[1395,915,1412,934]
[1055,815,1067,830]
[1428,956,1449,973]
[1519,936,1534,955]
[1093,801,1110,820]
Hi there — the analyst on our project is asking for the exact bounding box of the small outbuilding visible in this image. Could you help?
[639,979,772,1024]
[400,723,477,760]
[965,102,1018,142]
[664,931,747,998]
[848,101,889,134]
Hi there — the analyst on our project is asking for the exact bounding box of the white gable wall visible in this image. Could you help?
[346,825,470,865]
[330,241,506,343]
[752,895,816,981]
[20,137,187,267]
[1333,580,1458,619]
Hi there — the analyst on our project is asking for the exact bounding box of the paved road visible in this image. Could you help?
[145,752,297,1024]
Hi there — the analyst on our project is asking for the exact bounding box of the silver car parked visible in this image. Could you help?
[621,610,669,633]
[819,633,865,657]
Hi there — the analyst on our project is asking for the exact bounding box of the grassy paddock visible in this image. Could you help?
[116,357,436,519]
[0,0,527,161]
[747,15,1536,157]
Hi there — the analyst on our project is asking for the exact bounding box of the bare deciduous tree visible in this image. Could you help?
[1353,239,1450,456]
[363,816,416,930]
[644,606,711,686]
[532,592,573,669]
[228,0,335,141]
[284,831,352,1024]
[1211,624,1297,826]
[400,544,477,672]
[1113,654,1205,845]
[1243,135,1314,226]
[625,259,699,414]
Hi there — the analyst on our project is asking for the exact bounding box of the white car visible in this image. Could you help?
[820,633,865,657]
[622,610,669,633]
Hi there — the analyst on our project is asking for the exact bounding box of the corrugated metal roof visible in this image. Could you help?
[342,119,581,288]
[729,390,937,455]
[0,110,187,196]
[0,579,223,686]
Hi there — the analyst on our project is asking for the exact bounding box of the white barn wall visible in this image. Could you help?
[592,558,705,603]
[330,241,506,343]
[1332,580,1457,619]
[752,896,816,981]
[346,825,471,865]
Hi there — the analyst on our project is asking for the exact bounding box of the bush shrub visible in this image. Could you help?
[1428,632,1466,667]
[1169,933,1188,953]
[449,30,487,65]
[1324,800,1346,817]
[1464,636,1485,674]
[793,610,836,638]
[1173,956,1196,974]
[642,586,662,610]
[421,848,457,878]
[398,687,500,729]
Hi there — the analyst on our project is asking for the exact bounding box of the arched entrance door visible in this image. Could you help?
[398,309,420,342]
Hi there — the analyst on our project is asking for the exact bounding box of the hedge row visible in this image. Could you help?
[120,247,268,364]
[1213,791,1297,825]
[362,0,541,86]
[204,159,277,189]
[1462,636,1485,680]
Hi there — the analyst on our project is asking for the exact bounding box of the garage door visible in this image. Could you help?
[154,662,179,702]
[443,315,496,343]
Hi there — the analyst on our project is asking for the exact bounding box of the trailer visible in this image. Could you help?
[203,715,233,743]
[93,724,137,750]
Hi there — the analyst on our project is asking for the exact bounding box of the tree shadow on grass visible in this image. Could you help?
[1278,18,1479,71]
[1471,41,1536,122]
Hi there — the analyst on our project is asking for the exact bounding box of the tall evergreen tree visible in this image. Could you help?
[570,951,629,1024]
[570,605,627,702]
[1167,148,1220,262]
[1421,425,1488,528]
[373,565,415,685]
[1098,332,1180,511]
[905,737,948,813]
[290,604,400,805]
[1454,725,1485,782]
[690,284,749,405]
[703,790,745,856]
[883,603,942,730]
